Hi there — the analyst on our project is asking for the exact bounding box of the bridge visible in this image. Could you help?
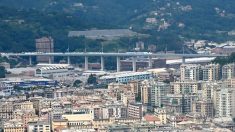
[2,52,227,72]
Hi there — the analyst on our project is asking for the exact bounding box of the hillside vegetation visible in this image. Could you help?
[0,0,235,52]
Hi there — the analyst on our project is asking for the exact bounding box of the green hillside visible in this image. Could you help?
[0,0,235,52]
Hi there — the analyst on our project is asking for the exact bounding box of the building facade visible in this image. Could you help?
[35,37,54,63]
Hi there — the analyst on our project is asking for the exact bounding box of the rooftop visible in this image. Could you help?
[68,29,138,40]
[100,71,151,79]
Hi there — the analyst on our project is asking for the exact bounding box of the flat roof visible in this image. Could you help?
[68,29,138,39]
[100,71,151,79]
[166,57,215,64]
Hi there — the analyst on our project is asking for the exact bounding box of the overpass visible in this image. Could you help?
[2,52,227,72]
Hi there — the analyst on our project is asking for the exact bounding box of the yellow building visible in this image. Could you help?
[172,81,201,94]
[3,119,25,132]
[52,119,68,131]
[154,108,167,124]
[61,108,94,129]
[14,101,34,110]
[140,80,150,105]
[129,81,139,95]
[13,109,38,128]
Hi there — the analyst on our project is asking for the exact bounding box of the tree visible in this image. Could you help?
[73,80,82,87]
[87,74,97,85]
[212,52,235,65]
[0,66,5,78]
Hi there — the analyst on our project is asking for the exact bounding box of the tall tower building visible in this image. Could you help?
[140,80,151,105]
[215,88,233,117]
[150,81,170,108]
[35,37,54,63]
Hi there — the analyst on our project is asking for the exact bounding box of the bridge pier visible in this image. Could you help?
[48,57,52,64]
[133,57,137,72]
[148,56,152,69]
[117,56,120,72]
[101,56,104,71]
[85,56,88,71]
[29,56,32,66]
[67,56,71,65]
[182,57,186,64]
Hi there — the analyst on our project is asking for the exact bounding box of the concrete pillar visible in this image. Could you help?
[148,56,152,69]
[117,56,120,72]
[182,57,186,64]
[85,56,88,71]
[48,57,52,64]
[132,56,137,72]
[101,56,104,71]
[67,56,71,65]
[29,56,32,66]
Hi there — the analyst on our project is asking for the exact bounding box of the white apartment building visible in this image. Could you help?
[222,63,235,80]
[215,88,234,117]
[150,81,170,107]
[201,64,220,81]
[180,64,201,81]
[180,63,221,81]
[27,121,51,132]
[172,81,201,94]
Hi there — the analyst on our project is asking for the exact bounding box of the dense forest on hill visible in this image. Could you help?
[0,0,235,52]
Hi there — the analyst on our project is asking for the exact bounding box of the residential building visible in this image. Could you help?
[35,36,54,63]
[121,92,135,106]
[163,94,198,114]
[172,81,201,94]
[27,121,51,132]
[180,64,201,81]
[3,119,25,132]
[128,103,143,119]
[150,81,170,107]
[154,108,167,124]
[201,64,220,81]
[101,103,128,119]
[0,101,14,121]
[0,82,13,96]
[215,88,234,117]
[140,80,151,105]
[222,63,235,80]
[192,100,214,117]
[61,108,94,129]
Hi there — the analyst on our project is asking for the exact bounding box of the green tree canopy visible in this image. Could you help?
[0,66,6,78]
